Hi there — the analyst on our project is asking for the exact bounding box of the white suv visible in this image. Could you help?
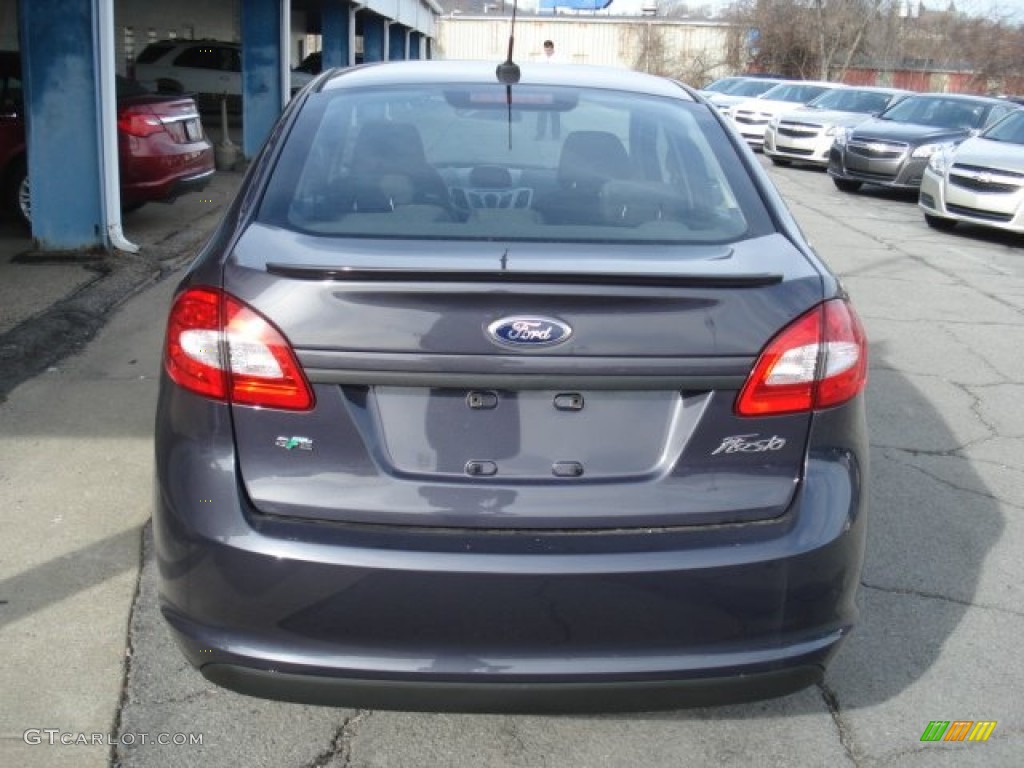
[133,40,313,112]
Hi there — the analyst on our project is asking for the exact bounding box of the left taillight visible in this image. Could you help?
[735,299,867,417]
[117,105,165,138]
[164,287,315,411]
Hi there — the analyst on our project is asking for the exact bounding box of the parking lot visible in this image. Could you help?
[1,157,1022,767]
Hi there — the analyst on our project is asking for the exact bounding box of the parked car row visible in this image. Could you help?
[827,92,1016,192]
[764,86,912,167]
[704,74,1024,237]
[699,75,786,117]
[731,80,848,149]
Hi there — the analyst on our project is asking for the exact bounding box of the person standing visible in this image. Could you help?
[535,40,561,140]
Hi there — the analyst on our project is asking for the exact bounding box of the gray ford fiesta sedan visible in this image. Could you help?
[154,59,869,713]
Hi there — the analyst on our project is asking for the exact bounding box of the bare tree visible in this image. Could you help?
[816,0,888,81]
[628,20,739,85]
[727,0,888,78]
[655,0,1024,90]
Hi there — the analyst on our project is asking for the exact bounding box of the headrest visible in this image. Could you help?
[557,131,632,190]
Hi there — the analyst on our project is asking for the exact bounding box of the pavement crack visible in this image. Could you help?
[302,711,369,768]
[874,725,1018,764]
[818,681,861,767]
[877,447,1024,513]
[106,522,148,768]
[161,687,219,706]
[861,581,1024,618]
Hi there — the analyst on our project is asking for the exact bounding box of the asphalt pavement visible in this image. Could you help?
[0,169,242,768]
[0,169,241,399]
[1,159,1023,767]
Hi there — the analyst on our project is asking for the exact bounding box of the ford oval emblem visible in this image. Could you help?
[487,316,572,348]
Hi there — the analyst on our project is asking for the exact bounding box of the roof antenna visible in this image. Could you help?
[495,0,520,148]
[495,0,520,86]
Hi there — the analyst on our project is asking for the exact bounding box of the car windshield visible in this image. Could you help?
[729,79,782,97]
[807,88,895,114]
[258,82,774,245]
[759,83,834,103]
[981,109,1024,143]
[702,77,746,94]
[880,96,989,129]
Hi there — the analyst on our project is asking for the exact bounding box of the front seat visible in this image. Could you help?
[538,130,634,225]
[344,121,450,211]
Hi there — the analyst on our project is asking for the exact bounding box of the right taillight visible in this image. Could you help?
[117,105,165,138]
[164,287,314,411]
[736,299,867,417]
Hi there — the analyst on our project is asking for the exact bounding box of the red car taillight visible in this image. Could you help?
[117,105,165,138]
[735,299,867,417]
[164,287,315,411]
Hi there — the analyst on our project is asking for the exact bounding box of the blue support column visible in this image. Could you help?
[388,24,406,61]
[409,33,421,60]
[362,14,386,63]
[18,0,105,251]
[321,0,351,69]
[241,0,285,158]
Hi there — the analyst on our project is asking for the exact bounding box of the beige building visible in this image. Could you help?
[435,14,735,83]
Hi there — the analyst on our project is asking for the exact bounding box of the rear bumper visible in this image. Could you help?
[198,659,828,713]
[122,166,214,206]
[120,140,215,206]
[154,387,868,711]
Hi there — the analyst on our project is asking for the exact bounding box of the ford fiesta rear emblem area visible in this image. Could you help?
[487,316,572,348]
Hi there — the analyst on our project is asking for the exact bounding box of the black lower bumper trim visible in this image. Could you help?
[202,663,824,713]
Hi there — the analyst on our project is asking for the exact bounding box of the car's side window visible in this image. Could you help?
[174,45,221,70]
[985,105,1013,128]
[222,47,242,73]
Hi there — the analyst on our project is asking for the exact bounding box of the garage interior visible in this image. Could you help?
[2,0,441,252]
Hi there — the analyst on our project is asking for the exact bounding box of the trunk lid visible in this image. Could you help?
[224,224,824,530]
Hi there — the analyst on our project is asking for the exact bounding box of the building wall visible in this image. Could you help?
[435,15,733,82]
[842,67,1024,96]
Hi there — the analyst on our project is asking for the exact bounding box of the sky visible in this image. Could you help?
[525,0,1024,19]
[983,0,1024,19]
[953,0,1024,19]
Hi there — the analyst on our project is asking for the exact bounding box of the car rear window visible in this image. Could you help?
[258,82,775,245]
[116,75,150,98]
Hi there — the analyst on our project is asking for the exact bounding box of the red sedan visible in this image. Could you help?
[1,50,214,226]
